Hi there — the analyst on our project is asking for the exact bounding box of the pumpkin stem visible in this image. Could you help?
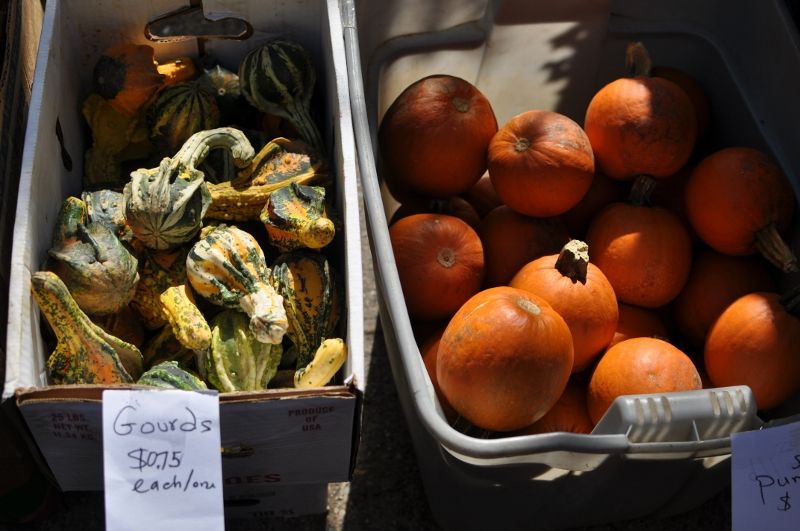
[628,175,657,206]
[625,42,652,77]
[779,284,800,315]
[754,224,799,273]
[555,239,589,284]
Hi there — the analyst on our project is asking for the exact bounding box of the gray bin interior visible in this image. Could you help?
[343,0,800,529]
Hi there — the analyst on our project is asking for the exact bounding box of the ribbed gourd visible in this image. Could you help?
[261,182,335,252]
[82,189,133,242]
[206,137,328,221]
[207,310,283,392]
[46,196,139,316]
[31,271,143,384]
[238,39,325,154]
[137,361,207,390]
[147,81,221,157]
[187,224,288,345]
[271,251,341,370]
[124,127,255,250]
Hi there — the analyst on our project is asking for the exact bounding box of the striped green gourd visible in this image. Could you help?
[137,361,207,390]
[238,39,324,154]
[186,224,288,345]
[147,81,220,157]
[207,310,283,392]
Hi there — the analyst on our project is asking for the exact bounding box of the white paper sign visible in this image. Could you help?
[731,420,800,531]
[102,389,224,531]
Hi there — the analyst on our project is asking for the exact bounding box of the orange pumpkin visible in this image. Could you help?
[93,43,165,116]
[583,42,697,180]
[437,286,574,432]
[488,109,595,217]
[513,380,594,435]
[684,146,798,273]
[586,176,692,308]
[673,249,776,349]
[608,303,669,349]
[587,337,702,424]
[390,195,481,231]
[420,327,458,422]
[561,172,628,238]
[651,65,711,145]
[510,240,618,373]
[379,75,498,198]
[460,174,503,219]
[704,289,800,411]
[479,205,569,288]
[390,213,485,322]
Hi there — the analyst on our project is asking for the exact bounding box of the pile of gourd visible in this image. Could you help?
[32,41,347,392]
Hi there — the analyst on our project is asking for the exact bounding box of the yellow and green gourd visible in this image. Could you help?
[186,224,288,345]
[260,182,335,252]
[130,246,189,330]
[147,81,221,158]
[238,39,325,154]
[137,361,207,391]
[31,271,143,384]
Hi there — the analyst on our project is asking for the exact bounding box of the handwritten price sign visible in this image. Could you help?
[731,419,800,531]
[102,389,224,531]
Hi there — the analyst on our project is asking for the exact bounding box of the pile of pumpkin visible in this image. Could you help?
[32,40,348,392]
[380,42,800,435]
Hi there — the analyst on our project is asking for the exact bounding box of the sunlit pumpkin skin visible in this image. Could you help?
[437,286,574,432]
[608,303,669,349]
[390,195,481,231]
[420,327,458,422]
[587,337,702,424]
[479,205,569,288]
[512,380,594,435]
[93,44,165,116]
[651,65,711,145]
[379,75,498,198]
[459,174,503,219]
[390,213,485,322]
[704,290,800,411]
[583,43,697,180]
[561,172,627,238]
[586,176,692,308]
[673,250,776,349]
[510,240,618,373]
[488,110,595,217]
[684,146,798,273]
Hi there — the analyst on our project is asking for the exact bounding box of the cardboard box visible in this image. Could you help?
[3,0,364,495]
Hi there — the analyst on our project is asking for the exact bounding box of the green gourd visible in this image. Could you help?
[147,81,221,157]
[137,361,207,390]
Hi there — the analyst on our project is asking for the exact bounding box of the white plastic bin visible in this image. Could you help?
[343,0,800,529]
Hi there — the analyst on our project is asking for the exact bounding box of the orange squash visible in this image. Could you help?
[587,337,702,424]
[390,213,485,322]
[460,175,503,219]
[488,109,595,217]
[684,146,798,273]
[673,249,776,349]
[510,240,618,373]
[437,286,574,432]
[583,42,697,180]
[704,288,800,411]
[390,195,481,231]
[379,75,498,198]
[651,65,711,145]
[608,303,669,349]
[586,176,692,308]
[513,380,594,435]
[93,43,165,116]
[479,205,569,288]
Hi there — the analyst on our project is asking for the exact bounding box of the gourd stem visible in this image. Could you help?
[284,100,325,156]
[779,284,800,315]
[626,41,653,77]
[754,224,799,273]
[77,223,108,263]
[628,175,656,206]
[555,239,589,284]
[171,128,255,174]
